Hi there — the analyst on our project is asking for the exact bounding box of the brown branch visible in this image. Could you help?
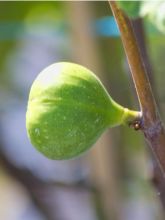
[108,1,165,192]
[131,18,165,207]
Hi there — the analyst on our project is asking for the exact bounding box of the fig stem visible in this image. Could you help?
[122,108,142,126]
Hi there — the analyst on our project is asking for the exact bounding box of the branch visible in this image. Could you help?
[108,2,165,182]
[131,18,165,207]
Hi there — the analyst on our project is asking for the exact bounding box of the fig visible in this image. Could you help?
[26,62,140,160]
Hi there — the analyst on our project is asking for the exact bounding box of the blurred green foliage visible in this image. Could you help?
[117,1,141,18]
[117,1,165,34]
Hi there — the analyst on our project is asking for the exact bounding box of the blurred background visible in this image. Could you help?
[0,1,165,220]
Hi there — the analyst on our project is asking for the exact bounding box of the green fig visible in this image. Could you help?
[26,62,140,160]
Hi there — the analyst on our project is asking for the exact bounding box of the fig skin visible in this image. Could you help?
[26,62,139,160]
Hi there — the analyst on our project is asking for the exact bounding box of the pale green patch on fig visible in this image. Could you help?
[26,62,140,160]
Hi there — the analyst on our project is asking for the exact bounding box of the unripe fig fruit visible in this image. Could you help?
[26,62,140,160]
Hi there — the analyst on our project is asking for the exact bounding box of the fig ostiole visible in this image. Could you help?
[26,62,141,160]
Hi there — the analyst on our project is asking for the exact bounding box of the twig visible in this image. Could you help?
[131,18,165,207]
[108,1,165,194]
